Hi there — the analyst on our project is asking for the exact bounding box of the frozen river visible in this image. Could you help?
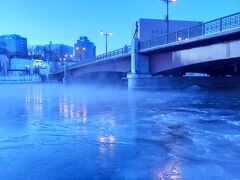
[0,84,239,180]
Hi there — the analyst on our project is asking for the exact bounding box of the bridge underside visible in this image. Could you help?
[68,57,130,84]
[149,38,240,76]
[154,57,240,76]
[50,56,131,81]
[71,71,127,84]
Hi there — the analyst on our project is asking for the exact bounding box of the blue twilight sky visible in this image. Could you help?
[0,0,239,54]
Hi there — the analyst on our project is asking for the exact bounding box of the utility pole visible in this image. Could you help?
[161,0,176,34]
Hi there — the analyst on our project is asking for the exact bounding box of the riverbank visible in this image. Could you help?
[0,74,42,84]
[0,81,42,84]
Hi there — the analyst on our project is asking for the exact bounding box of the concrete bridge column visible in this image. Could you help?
[127,38,152,89]
[63,66,72,84]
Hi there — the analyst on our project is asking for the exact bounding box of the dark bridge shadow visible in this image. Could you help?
[71,71,127,86]
[154,57,240,76]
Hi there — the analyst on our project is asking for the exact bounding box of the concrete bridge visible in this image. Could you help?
[50,12,240,89]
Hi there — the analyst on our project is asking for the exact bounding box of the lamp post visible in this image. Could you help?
[64,54,69,67]
[161,0,176,34]
[75,47,86,62]
[61,55,71,84]
[59,56,67,71]
[100,31,112,54]
[59,54,71,70]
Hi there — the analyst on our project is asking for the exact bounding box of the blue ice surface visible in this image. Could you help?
[0,84,239,180]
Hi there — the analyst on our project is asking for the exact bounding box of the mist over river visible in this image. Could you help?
[0,84,239,180]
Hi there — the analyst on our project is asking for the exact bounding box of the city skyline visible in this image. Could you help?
[0,0,239,54]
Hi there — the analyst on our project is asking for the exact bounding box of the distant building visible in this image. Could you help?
[74,36,96,62]
[10,58,33,70]
[28,45,45,60]
[43,43,73,62]
[0,34,28,57]
[134,19,202,41]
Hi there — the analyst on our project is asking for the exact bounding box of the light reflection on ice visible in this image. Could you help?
[99,135,116,155]
[0,84,239,179]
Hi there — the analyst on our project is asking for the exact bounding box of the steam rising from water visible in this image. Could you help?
[0,84,240,179]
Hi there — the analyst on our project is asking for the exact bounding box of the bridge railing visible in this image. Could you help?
[50,45,132,74]
[140,12,240,50]
[49,63,64,74]
[96,45,132,61]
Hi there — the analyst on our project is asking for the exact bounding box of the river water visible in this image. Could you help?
[0,84,239,180]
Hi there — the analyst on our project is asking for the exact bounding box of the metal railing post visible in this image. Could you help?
[202,23,205,35]
[219,18,223,31]
[187,28,190,39]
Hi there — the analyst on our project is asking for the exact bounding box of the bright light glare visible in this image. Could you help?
[162,0,176,2]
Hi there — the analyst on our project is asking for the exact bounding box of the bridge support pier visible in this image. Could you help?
[127,73,153,89]
[63,68,72,84]
[128,38,152,89]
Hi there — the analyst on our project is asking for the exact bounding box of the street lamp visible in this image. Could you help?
[58,57,65,71]
[75,46,86,62]
[100,30,112,54]
[59,56,67,69]
[161,0,176,34]
[59,54,72,68]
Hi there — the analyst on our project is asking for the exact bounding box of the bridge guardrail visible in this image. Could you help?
[96,45,132,61]
[50,45,132,74]
[140,12,240,50]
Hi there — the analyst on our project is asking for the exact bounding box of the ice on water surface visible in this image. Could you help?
[0,84,240,180]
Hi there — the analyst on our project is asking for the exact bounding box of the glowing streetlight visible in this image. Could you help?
[75,46,86,61]
[76,47,86,51]
[161,0,176,34]
[100,30,112,54]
